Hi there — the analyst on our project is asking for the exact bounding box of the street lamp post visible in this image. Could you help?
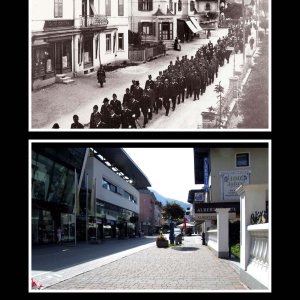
[242,0,245,64]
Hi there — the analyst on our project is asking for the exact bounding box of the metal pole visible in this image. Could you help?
[242,0,245,64]
[86,173,88,244]
[256,0,258,47]
[95,178,97,242]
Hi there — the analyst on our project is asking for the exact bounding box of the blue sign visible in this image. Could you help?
[204,157,209,193]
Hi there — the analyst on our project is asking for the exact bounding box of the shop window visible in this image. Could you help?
[54,0,63,18]
[118,33,124,50]
[45,45,54,73]
[106,34,111,51]
[236,153,250,167]
[62,41,71,68]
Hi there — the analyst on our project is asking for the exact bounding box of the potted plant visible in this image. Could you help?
[156,235,168,248]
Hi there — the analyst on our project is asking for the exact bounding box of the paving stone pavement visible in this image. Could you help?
[45,236,249,291]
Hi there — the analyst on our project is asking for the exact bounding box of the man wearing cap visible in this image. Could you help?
[145,75,155,90]
[170,77,179,111]
[140,90,151,128]
[123,88,132,109]
[107,106,121,129]
[162,78,172,116]
[121,102,135,129]
[85,105,101,129]
[71,115,84,129]
[133,81,143,102]
[154,77,164,113]
[177,72,186,104]
[110,94,122,116]
[144,84,155,120]
[186,70,193,99]
[130,96,140,128]
[100,98,111,127]
[192,71,201,101]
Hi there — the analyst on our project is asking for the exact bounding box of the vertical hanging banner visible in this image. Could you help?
[184,217,187,231]
[90,178,95,216]
[204,157,209,193]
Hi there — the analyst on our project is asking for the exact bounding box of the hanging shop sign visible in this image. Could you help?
[204,157,209,193]
[219,170,251,200]
[194,192,204,202]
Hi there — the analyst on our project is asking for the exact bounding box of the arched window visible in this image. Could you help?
[205,3,211,11]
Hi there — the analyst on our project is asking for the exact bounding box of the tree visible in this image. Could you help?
[224,3,243,19]
[162,201,185,244]
[259,20,268,34]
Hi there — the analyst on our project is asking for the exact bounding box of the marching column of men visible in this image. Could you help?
[72,20,250,129]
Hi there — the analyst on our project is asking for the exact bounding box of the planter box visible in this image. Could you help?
[156,240,168,248]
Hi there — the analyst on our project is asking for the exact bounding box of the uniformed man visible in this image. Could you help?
[133,81,143,102]
[144,84,155,120]
[110,93,122,116]
[154,77,164,113]
[140,89,151,128]
[177,72,186,104]
[186,70,193,99]
[130,96,141,128]
[192,71,201,101]
[170,77,179,111]
[123,88,132,109]
[145,75,155,90]
[121,102,135,129]
[162,78,172,116]
[107,106,121,129]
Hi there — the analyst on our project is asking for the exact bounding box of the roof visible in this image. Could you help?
[92,148,151,188]
[152,7,165,16]
[166,7,174,16]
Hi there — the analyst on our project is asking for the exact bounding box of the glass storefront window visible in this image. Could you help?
[61,213,75,242]
[62,41,71,68]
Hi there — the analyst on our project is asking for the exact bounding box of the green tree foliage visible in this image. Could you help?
[224,3,243,19]
[162,201,185,222]
[237,38,268,129]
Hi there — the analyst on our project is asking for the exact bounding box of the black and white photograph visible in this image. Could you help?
[29,0,270,130]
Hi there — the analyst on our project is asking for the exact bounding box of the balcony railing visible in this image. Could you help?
[79,15,108,28]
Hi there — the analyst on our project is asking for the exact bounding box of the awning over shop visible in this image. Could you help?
[186,20,198,34]
[189,17,203,31]
[106,214,117,221]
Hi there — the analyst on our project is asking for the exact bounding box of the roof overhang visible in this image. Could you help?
[92,148,151,188]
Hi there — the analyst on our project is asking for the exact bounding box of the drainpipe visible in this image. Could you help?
[73,0,77,77]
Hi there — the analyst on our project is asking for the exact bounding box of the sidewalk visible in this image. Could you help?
[31,235,249,291]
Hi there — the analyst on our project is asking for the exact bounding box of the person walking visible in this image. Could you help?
[107,106,121,129]
[57,227,62,244]
[97,65,106,88]
[138,230,141,238]
[85,105,101,129]
[250,36,255,50]
[144,84,155,120]
[162,79,172,116]
[177,72,186,104]
[130,96,140,128]
[192,71,201,101]
[140,90,151,128]
[110,94,122,116]
[170,77,179,111]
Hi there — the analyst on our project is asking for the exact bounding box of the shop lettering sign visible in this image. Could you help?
[44,20,74,28]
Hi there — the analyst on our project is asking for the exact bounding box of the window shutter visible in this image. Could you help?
[149,23,153,35]
[149,0,153,11]
[138,0,143,11]
[138,22,143,33]
[153,22,156,36]
[118,0,124,16]
[59,0,63,17]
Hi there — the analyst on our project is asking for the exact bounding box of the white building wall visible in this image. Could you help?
[85,157,139,214]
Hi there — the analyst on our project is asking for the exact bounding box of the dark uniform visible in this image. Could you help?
[169,79,179,111]
[107,113,121,129]
[177,75,186,103]
[121,108,135,129]
[89,111,101,129]
[144,87,155,120]
[110,99,122,116]
[140,93,151,127]
[162,81,172,116]
[192,72,201,100]
[186,71,193,98]
[130,99,141,128]
[154,80,164,113]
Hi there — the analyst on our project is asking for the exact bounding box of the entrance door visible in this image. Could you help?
[55,42,62,74]
[162,23,170,40]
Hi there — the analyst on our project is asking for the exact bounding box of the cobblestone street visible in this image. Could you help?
[44,236,249,291]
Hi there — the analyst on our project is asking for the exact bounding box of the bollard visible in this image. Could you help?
[202,232,205,245]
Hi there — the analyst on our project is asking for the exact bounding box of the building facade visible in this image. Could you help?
[31,146,151,245]
[192,147,268,232]
[31,0,129,90]
[138,188,156,234]
[128,0,204,46]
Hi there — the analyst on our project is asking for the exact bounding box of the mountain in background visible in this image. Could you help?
[148,188,190,213]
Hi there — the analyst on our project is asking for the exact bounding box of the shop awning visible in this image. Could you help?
[186,20,198,34]
[189,17,203,31]
[106,214,117,221]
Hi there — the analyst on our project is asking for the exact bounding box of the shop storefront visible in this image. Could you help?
[31,147,86,245]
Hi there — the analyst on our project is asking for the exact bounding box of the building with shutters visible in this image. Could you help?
[31,0,129,90]
[128,0,204,47]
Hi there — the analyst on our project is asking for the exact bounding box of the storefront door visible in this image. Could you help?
[55,42,62,74]
[160,22,173,40]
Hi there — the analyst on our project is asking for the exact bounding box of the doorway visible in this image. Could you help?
[159,22,173,40]
[55,42,62,74]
